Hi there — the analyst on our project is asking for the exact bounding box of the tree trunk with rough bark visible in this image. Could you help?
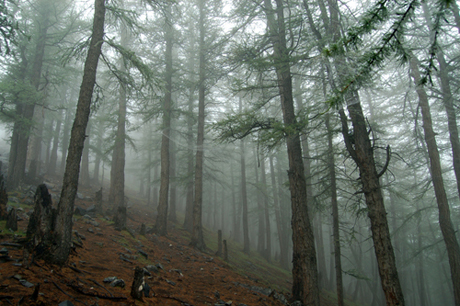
[48,110,62,176]
[260,154,271,262]
[190,0,206,251]
[45,0,105,265]
[263,0,320,303]
[156,4,173,236]
[326,114,344,306]
[409,56,460,306]
[339,101,404,305]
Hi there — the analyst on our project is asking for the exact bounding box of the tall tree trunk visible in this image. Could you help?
[422,4,460,201]
[270,155,288,269]
[339,101,404,305]
[27,105,46,180]
[231,163,240,242]
[169,127,177,223]
[60,105,72,175]
[156,3,173,236]
[254,147,264,255]
[409,55,460,306]
[293,74,327,288]
[326,114,344,306]
[80,120,91,187]
[47,0,105,265]
[276,155,290,269]
[92,120,104,185]
[190,0,206,251]
[48,110,62,176]
[240,100,250,255]
[263,0,320,303]
[8,8,49,190]
[183,21,196,233]
[260,153,271,262]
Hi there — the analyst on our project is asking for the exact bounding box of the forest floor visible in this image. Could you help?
[0,179,342,306]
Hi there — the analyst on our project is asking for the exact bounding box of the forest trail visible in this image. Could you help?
[0,180,340,305]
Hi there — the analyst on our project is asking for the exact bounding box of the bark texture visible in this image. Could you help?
[410,56,460,306]
[156,4,173,236]
[190,0,206,251]
[46,0,105,265]
[339,102,404,305]
[263,0,320,303]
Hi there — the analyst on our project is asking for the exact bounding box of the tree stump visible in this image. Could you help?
[130,266,144,301]
[25,184,56,262]
[6,208,17,231]
[139,223,146,236]
[113,206,127,231]
[0,161,7,220]
[94,188,103,214]
[223,239,228,262]
[216,230,222,257]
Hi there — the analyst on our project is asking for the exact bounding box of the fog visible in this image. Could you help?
[1,0,459,305]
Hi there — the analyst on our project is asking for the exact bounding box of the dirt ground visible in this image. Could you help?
[0,184,338,306]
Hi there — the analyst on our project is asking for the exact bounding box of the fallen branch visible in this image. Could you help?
[52,281,74,299]
[66,280,127,301]
[88,278,113,297]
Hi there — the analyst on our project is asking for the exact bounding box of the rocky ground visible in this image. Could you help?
[0,180,338,306]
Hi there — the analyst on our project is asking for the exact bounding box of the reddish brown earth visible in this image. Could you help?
[0,183,338,306]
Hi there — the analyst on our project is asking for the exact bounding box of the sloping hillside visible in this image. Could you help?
[0,182,340,305]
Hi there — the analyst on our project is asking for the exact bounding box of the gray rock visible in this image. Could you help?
[58,301,74,306]
[76,192,84,199]
[138,249,148,259]
[9,197,19,203]
[110,279,125,288]
[290,301,303,306]
[19,279,34,288]
[13,274,22,280]
[103,276,117,283]
[0,248,8,254]
[156,262,164,270]
[146,265,159,273]
[87,228,94,233]
[166,279,176,286]
[74,207,86,216]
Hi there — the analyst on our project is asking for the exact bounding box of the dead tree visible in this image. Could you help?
[6,208,17,231]
[130,266,145,300]
[25,184,56,265]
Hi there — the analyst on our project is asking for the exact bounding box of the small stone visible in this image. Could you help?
[58,300,74,306]
[74,207,86,216]
[87,228,94,233]
[138,249,148,259]
[110,279,125,288]
[166,279,175,286]
[146,265,159,273]
[156,263,164,270]
[13,274,22,280]
[0,248,8,254]
[103,276,117,283]
[19,279,34,288]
